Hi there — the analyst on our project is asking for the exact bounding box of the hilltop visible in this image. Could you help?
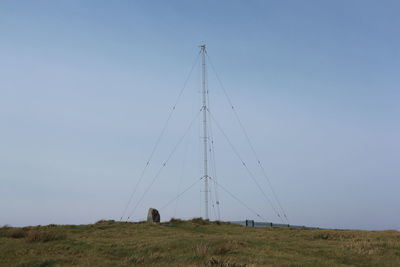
[1,219,399,266]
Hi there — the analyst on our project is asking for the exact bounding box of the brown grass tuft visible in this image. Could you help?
[213,240,245,255]
[194,242,211,256]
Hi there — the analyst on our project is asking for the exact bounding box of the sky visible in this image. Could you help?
[0,0,399,230]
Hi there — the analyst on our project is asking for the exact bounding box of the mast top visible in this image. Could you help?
[199,44,206,52]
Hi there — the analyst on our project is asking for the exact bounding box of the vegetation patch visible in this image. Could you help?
[0,220,399,266]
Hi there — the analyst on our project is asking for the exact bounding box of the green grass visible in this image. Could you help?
[0,219,399,266]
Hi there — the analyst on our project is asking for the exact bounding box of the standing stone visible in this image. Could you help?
[147,208,160,224]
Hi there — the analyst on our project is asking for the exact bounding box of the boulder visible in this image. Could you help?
[147,208,160,224]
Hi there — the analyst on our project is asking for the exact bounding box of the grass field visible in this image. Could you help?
[0,219,399,266]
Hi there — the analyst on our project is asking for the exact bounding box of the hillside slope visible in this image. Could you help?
[1,219,399,266]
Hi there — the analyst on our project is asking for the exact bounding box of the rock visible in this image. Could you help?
[147,208,160,224]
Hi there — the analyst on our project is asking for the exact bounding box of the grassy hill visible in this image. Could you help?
[1,219,399,266]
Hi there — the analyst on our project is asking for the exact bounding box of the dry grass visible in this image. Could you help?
[0,221,399,266]
[194,242,211,256]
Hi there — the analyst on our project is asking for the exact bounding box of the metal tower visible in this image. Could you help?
[200,44,209,220]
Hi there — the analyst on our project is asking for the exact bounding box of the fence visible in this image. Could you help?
[230,220,319,229]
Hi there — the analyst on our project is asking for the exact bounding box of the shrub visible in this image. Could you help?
[206,257,246,267]
[9,228,27,238]
[26,230,65,243]
[169,218,183,224]
[0,227,27,239]
[191,217,209,225]
[15,259,58,267]
[95,220,115,225]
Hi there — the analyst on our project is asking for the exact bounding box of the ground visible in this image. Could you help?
[0,219,399,266]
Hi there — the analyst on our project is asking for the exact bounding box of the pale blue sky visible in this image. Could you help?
[0,0,399,230]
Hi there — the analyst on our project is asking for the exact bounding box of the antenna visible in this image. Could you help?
[120,45,290,225]
[200,44,209,220]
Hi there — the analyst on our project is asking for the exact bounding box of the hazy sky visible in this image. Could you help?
[1,0,399,230]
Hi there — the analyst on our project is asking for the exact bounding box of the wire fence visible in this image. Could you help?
[230,220,319,229]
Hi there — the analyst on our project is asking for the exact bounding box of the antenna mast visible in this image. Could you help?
[200,44,209,220]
